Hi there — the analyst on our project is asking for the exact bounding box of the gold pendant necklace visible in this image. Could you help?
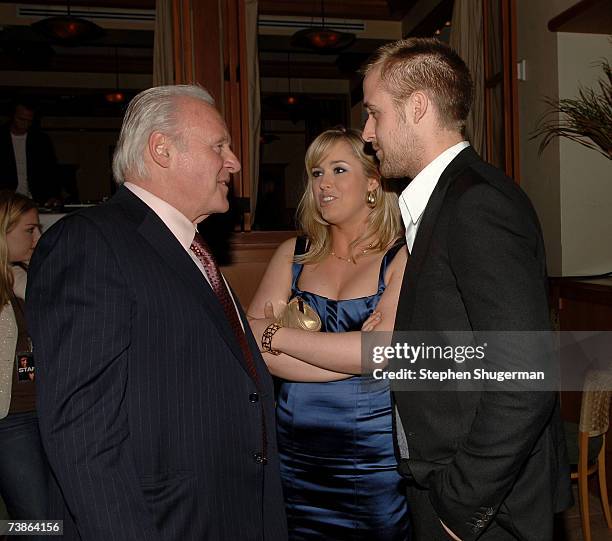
[331,243,373,263]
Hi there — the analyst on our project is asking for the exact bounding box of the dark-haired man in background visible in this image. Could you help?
[362,38,571,541]
[0,100,61,205]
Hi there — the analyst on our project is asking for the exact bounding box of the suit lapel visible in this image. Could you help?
[397,147,480,329]
[114,187,252,376]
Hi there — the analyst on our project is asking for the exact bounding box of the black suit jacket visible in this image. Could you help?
[27,187,287,540]
[393,147,572,540]
[0,125,60,203]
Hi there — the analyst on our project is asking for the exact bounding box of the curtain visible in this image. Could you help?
[153,0,174,86]
[449,0,486,158]
[245,0,260,226]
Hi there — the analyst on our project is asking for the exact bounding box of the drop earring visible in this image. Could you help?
[366,190,377,208]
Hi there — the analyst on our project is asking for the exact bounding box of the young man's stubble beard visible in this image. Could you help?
[379,119,424,180]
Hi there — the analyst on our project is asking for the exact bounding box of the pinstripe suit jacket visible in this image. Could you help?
[26,186,287,541]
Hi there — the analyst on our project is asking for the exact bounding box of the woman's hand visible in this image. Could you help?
[248,301,277,352]
[361,310,382,332]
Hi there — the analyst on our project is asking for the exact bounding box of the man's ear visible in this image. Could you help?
[409,91,429,124]
[148,131,171,168]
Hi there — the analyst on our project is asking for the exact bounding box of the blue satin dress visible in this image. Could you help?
[276,242,409,540]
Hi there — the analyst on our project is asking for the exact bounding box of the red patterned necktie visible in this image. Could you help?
[190,232,260,384]
[190,232,267,460]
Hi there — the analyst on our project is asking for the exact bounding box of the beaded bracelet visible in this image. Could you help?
[262,323,282,355]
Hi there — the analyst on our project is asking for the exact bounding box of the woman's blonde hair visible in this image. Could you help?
[0,191,37,306]
[296,127,403,264]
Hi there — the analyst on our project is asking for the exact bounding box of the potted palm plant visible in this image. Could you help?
[532,58,611,160]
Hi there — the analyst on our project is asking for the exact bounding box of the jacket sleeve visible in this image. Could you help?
[27,215,162,541]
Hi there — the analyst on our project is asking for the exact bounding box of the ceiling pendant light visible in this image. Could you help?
[32,0,104,46]
[262,52,308,121]
[105,47,125,104]
[284,52,298,107]
[291,0,355,53]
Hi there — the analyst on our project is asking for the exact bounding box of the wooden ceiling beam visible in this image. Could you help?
[548,0,612,33]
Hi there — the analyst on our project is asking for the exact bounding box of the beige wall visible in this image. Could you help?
[517,0,612,276]
[517,0,565,275]
[557,32,612,276]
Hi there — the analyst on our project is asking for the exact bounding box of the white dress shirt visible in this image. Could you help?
[399,141,470,252]
[11,133,30,197]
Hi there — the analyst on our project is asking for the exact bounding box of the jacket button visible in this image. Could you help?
[485,507,494,516]
[475,519,484,528]
[252,452,267,465]
[249,392,259,403]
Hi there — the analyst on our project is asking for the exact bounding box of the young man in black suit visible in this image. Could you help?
[362,38,571,541]
[27,86,287,540]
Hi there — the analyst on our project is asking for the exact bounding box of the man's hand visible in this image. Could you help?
[361,310,382,331]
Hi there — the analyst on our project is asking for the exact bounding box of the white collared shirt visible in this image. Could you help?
[11,133,30,197]
[399,141,470,251]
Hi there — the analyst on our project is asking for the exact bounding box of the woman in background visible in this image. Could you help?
[249,128,409,540]
[0,191,47,520]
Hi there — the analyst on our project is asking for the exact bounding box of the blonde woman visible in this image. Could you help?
[249,128,409,539]
[0,191,47,520]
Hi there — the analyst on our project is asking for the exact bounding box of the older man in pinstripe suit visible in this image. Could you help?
[27,85,287,541]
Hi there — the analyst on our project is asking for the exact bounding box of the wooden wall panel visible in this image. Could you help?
[172,0,193,84]
[172,0,251,228]
[192,0,223,104]
[221,231,295,308]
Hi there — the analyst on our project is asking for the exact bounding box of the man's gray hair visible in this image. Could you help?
[112,84,215,184]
